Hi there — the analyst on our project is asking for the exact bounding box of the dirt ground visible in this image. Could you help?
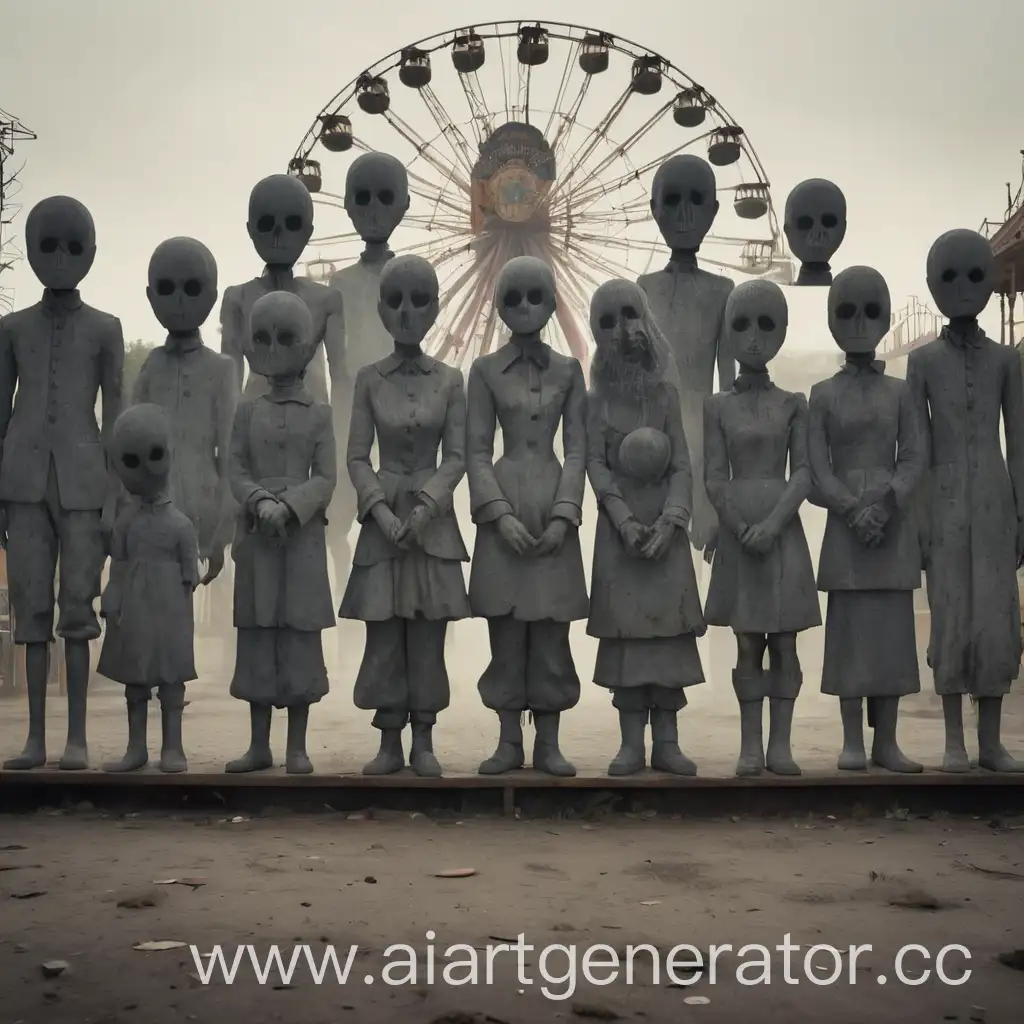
[1,811,1023,1023]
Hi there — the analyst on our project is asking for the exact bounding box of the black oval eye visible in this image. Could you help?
[821,213,838,229]
[256,214,275,233]
[40,237,59,254]
[622,305,638,320]
[835,302,856,320]
[731,315,751,332]
[122,453,140,469]
[941,268,957,283]
[526,288,544,305]
[385,291,402,309]
[156,279,175,297]
[355,189,371,206]
[864,302,881,320]
[411,290,431,308]
[68,240,84,257]
[795,215,814,231]
[284,214,303,232]
[503,289,523,308]
[967,267,985,284]
[183,279,202,298]
[254,330,271,345]
[149,445,165,462]
[689,190,704,206]
[278,331,296,346]
[757,315,775,331]
[662,192,681,207]
[377,189,395,205]
[598,313,615,330]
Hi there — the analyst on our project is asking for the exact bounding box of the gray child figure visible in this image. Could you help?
[703,280,821,777]
[225,291,337,775]
[98,404,199,772]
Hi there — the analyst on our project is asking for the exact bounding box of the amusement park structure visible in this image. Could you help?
[289,20,794,371]
[0,108,36,314]
[980,150,1024,349]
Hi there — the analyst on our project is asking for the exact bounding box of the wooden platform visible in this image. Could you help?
[2,765,1021,819]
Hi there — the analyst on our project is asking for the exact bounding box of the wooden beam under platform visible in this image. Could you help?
[1,767,1021,820]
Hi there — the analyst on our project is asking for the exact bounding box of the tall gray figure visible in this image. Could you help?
[586,279,706,776]
[225,291,337,775]
[339,255,470,777]
[220,174,343,407]
[907,229,1024,773]
[133,238,237,584]
[0,196,124,771]
[638,155,735,555]
[704,280,820,777]
[467,256,589,777]
[808,267,924,772]
[327,153,410,577]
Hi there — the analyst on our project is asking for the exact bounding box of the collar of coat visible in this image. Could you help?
[499,340,552,371]
[262,384,313,405]
[41,289,83,315]
[941,323,985,349]
[163,330,204,354]
[378,351,435,376]
[733,369,772,392]
[841,356,885,375]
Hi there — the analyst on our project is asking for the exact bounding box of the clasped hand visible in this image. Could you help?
[619,516,675,559]
[372,501,433,549]
[848,502,889,548]
[255,497,292,539]
[739,518,779,555]
[497,514,567,557]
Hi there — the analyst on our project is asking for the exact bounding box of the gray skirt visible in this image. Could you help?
[594,635,705,691]
[821,590,920,698]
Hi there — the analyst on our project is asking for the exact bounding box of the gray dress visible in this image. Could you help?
[703,372,820,634]
[907,326,1024,696]
[228,387,337,708]
[97,498,198,687]
[808,360,924,697]
[586,382,705,692]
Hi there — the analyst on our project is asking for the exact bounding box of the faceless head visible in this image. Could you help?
[783,179,847,266]
[496,256,556,335]
[25,196,97,291]
[828,266,890,354]
[926,229,994,320]
[589,278,677,396]
[725,280,788,371]
[246,174,314,267]
[146,237,218,334]
[345,153,410,244]
[378,254,439,347]
[246,291,316,380]
[650,155,719,250]
[111,403,172,500]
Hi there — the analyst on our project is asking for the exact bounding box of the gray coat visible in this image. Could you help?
[133,335,237,555]
[808,361,923,592]
[906,326,1024,694]
[0,290,124,510]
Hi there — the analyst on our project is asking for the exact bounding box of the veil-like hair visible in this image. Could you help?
[589,279,680,396]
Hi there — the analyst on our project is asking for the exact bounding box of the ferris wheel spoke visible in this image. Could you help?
[548,86,634,202]
[563,237,636,283]
[383,111,471,194]
[542,38,582,141]
[496,29,512,123]
[456,70,494,144]
[565,130,714,209]
[553,302,591,364]
[549,247,611,307]
[419,86,478,180]
[476,305,503,363]
[308,231,364,247]
[402,214,475,234]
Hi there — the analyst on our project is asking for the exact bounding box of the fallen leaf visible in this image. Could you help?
[133,940,187,951]
[435,868,477,878]
[11,890,47,900]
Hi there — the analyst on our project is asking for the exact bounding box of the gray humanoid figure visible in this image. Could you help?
[703,280,820,776]
[585,280,706,776]
[338,255,470,777]
[327,153,410,579]
[219,174,343,408]
[907,229,1024,773]
[808,267,924,772]
[133,238,237,584]
[0,196,124,771]
[98,404,199,773]
[225,291,337,775]
[638,154,735,555]
[467,256,589,777]
[783,179,847,287]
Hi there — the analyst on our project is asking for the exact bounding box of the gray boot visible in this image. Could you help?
[478,710,525,775]
[363,728,405,776]
[533,711,576,777]
[650,708,697,776]
[607,710,647,776]
[410,714,442,778]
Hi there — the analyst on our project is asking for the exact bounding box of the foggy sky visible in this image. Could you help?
[1,0,1021,349]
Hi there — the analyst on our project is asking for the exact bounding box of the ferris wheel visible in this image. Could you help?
[288,20,792,371]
